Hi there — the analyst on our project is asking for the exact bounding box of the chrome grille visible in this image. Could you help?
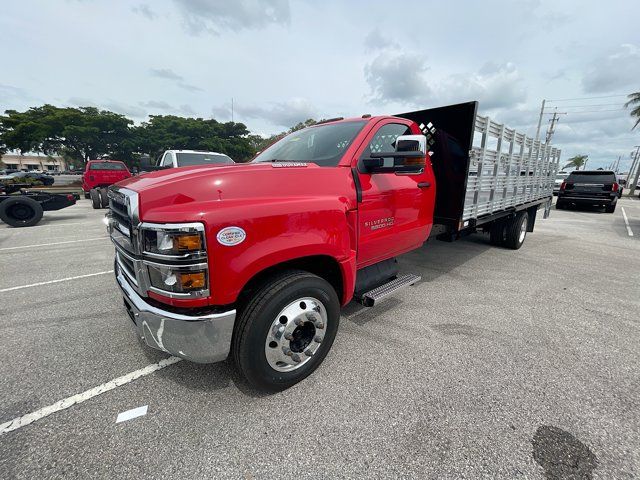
[108,190,132,237]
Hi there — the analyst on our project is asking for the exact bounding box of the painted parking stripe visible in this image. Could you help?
[0,237,108,251]
[0,357,182,435]
[621,207,634,237]
[8,222,101,229]
[0,270,114,292]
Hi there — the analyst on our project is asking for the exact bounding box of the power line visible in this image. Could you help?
[547,94,629,102]
[545,103,625,108]
[554,109,626,114]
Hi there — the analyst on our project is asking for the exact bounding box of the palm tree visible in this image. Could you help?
[563,155,588,171]
[625,92,640,129]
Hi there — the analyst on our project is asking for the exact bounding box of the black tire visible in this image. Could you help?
[90,189,101,209]
[504,212,528,250]
[233,270,340,392]
[556,201,565,210]
[489,220,505,246]
[99,188,109,209]
[605,203,616,213]
[0,197,44,227]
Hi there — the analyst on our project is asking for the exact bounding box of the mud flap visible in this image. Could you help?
[543,198,552,219]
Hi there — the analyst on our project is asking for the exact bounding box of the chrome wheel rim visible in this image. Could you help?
[519,220,527,243]
[264,297,327,372]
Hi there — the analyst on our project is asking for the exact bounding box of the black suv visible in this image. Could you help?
[556,170,619,213]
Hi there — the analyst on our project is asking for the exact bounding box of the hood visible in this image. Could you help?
[115,162,357,223]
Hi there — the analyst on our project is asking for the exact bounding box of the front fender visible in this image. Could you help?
[201,197,355,305]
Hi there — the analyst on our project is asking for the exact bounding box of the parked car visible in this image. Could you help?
[157,150,235,169]
[556,170,619,212]
[81,160,131,209]
[553,171,571,195]
[106,101,562,391]
[0,171,55,186]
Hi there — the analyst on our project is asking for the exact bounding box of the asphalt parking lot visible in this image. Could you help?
[1,198,639,479]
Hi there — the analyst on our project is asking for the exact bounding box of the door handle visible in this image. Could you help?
[417,182,431,188]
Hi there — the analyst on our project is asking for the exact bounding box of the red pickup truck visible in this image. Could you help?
[107,102,561,391]
[82,160,131,208]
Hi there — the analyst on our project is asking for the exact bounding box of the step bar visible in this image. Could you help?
[359,273,421,307]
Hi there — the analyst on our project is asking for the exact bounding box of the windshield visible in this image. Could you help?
[89,162,127,171]
[253,121,367,167]
[176,153,234,167]
[567,171,616,183]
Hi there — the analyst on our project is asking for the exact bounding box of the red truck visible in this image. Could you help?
[82,160,131,209]
[107,102,561,391]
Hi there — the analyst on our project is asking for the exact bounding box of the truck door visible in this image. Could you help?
[354,120,435,267]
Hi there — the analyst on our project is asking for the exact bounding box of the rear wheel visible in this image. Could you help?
[504,212,528,250]
[99,188,109,209]
[605,202,616,213]
[233,270,340,392]
[556,200,565,209]
[90,188,101,209]
[0,197,44,227]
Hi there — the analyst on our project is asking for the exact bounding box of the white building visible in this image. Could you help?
[1,154,69,171]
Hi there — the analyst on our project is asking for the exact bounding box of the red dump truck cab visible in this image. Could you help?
[107,102,561,391]
[82,160,131,193]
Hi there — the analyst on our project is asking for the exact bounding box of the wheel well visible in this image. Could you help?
[236,255,344,312]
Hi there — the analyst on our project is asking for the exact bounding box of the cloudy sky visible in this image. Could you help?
[1,0,639,169]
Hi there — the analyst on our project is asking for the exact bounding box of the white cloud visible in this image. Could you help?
[582,44,640,94]
[213,98,318,127]
[365,51,432,105]
[172,0,290,34]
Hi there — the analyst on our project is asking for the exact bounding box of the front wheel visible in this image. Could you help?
[233,270,340,392]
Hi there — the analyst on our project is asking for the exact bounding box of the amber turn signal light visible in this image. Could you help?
[179,272,206,290]
[173,234,202,251]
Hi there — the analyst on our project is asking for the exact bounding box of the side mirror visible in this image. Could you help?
[362,135,427,174]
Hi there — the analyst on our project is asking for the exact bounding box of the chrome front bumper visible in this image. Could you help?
[115,266,236,363]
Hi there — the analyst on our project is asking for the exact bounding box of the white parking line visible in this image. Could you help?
[0,357,182,435]
[9,222,101,229]
[621,207,634,237]
[0,237,108,251]
[0,270,114,292]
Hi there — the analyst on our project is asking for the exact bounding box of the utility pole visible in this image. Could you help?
[535,99,546,141]
[629,145,640,196]
[627,151,639,187]
[545,109,566,144]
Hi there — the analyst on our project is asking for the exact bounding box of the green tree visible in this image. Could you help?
[0,105,132,164]
[563,155,588,170]
[134,115,255,162]
[624,92,640,129]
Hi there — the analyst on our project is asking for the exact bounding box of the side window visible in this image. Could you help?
[362,123,411,158]
[359,123,412,172]
[162,152,174,167]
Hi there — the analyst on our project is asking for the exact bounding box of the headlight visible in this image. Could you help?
[147,263,208,294]
[141,224,205,257]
